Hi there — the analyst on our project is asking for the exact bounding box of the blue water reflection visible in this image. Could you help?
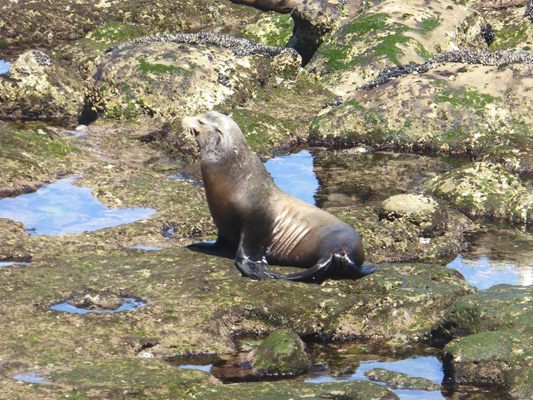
[179,364,213,372]
[0,60,11,74]
[0,177,156,236]
[306,356,444,400]
[11,372,51,384]
[446,255,533,290]
[264,150,319,205]
[130,245,163,251]
[50,298,145,314]
[0,262,26,267]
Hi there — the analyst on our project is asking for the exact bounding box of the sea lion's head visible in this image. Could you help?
[182,112,248,159]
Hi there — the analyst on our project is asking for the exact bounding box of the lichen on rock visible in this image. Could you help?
[0,51,84,126]
[426,162,533,225]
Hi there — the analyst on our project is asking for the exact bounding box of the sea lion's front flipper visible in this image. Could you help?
[235,235,282,280]
[187,234,236,258]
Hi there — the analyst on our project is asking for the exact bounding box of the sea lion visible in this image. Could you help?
[230,0,302,13]
[182,112,376,282]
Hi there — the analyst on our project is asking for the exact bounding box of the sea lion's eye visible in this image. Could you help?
[198,120,205,125]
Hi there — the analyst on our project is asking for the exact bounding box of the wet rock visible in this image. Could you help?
[378,194,446,238]
[426,162,533,225]
[313,380,400,400]
[306,0,488,95]
[251,329,310,376]
[365,368,442,391]
[197,379,400,399]
[431,284,533,398]
[0,50,84,126]
[287,0,341,65]
[433,285,533,340]
[84,39,300,121]
[311,151,472,263]
[443,331,533,399]
[0,124,87,197]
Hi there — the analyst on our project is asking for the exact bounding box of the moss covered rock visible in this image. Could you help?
[443,331,533,399]
[306,0,487,95]
[0,123,86,197]
[309,62,533,155]
[252,329,310,376]
[237,13,295,47]
[433,284,533,340]
[432,285,533,399]
[84,40,300,122]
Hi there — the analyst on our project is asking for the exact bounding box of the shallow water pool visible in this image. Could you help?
[0,60,11,74]
[50,297,145,314]
[0,177,156,235]
[446,254,533,290]
[264,149,319,205]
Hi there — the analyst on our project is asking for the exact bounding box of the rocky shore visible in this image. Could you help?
[1,0,533,398]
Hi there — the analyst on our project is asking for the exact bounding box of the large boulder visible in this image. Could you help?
[306,0,487,95]
[432,285,533,399]
[287,0,341,65]
[309,59,533,155]
[378,194,447,238]
[0,0,262,59]
[83,35,301,122]
[443,331,533,399]
[0,50,84,126]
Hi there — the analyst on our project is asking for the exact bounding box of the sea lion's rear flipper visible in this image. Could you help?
[275,257,333,283]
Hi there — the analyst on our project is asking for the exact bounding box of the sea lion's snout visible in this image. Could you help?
[181,116,200,137]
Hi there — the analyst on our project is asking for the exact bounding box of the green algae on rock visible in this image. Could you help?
[0,124,85,197]
[84,40,300,122]
[433,284,533,340]
[443,331,533,399]
[306,0,487,95]
[309,62,533,154]
[50,22,150,79]
[426,162,533,225]
[252,329,310,376]
[431,284,533,398]
[237,13,295,47]
[365,367,442,391]
[0,0,261,60]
